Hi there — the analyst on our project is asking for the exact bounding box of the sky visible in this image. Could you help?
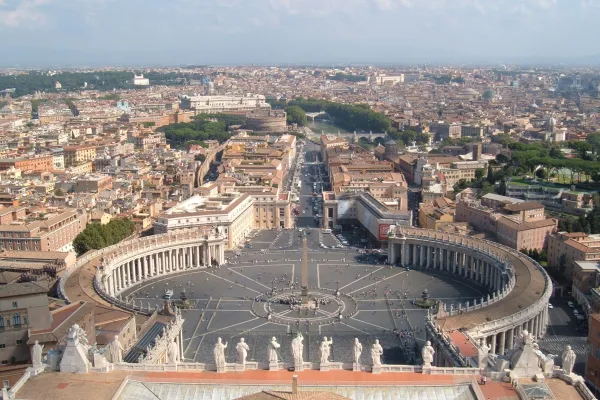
[1,0,600,67]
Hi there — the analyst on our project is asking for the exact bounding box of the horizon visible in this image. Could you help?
[1,0,600,67]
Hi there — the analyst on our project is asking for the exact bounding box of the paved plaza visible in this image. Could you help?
[121,228,486,367]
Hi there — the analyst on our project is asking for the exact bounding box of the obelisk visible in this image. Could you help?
[301,232,309,305]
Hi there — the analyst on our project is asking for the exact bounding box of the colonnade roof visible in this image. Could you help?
[435,251,546,332]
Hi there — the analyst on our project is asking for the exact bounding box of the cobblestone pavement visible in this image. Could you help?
[120,229,486,366]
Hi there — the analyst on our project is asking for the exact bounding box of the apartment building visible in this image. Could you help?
[0,208,87,252]
[0,283,51,365]
[0,155,54,173]
[320,135,349,163]
[223,185,292,230]
[455,194,556,251]
[586,314,600,392]
[63,145,97,167]
[418,197,456,230]
[429,122,461,141]
[548,232,600,283]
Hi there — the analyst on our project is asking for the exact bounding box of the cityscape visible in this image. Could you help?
[2,2,600,400]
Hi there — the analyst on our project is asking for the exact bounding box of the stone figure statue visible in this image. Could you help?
[422,341,435,367]
[268,337,280,363]
[106,335,123,363]
[214,337,228,370]
[532,342,554,373]
[561,345,577,375]
[236,338,250,365]
[32,340,44,368]
[319,336,333,364]
[168,338,179,364]
[291,333,304,366]
[353,338,363,364]
[77,326,90,350]
[477,338,490,368]
[371,339,384,366]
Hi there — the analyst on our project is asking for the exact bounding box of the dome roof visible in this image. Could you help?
[385,139,397,145]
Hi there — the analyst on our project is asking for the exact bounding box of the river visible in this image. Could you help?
[307,121,349,135]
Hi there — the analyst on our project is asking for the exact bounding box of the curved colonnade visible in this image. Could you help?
[96,229,227,299]
[387,227,552,366]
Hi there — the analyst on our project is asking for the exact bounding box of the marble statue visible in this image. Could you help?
[561,345,576,375]
[32,340,44,368]
[214,337,228,370]
[371,339,384,366]
[268,337,280,363]
[353,338,363,364]
[236,338,250,365]
[477,338,490,368]
[168,338,179,364]
[422,341,435,367]
[77,326,90,350]
[319,336,333,364]
[532,342,554,373]
[106,335,123,363]
[291,333,304,366]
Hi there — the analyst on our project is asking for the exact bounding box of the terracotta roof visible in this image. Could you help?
[0,281,47,298]
[503,201,544,212]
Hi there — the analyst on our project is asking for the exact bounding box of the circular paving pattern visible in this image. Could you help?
[251,288,358,325]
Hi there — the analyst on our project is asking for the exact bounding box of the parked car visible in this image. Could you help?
[568,301,575,308]
[548,303,553,309]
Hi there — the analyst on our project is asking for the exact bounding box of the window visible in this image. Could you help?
[12,302,17,308]
[16,340,22,345]
[2,380,8,388]
[12,313,20,326]
[0,317,3,328]
[0,344,4,349]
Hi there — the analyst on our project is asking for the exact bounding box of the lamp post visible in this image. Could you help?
[335,280,340,296]
[271,278,276,295]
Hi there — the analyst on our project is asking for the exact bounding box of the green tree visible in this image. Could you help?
[586,132,600,154]
[482,89,494,102]
[284,106,307,127]
[475,168,485,180]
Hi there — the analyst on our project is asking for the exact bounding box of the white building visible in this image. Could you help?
[180,94,269,114]
[133,74,150,86]
[153,192,254,249]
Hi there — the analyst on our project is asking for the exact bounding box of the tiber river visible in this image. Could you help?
[307,121,349,135]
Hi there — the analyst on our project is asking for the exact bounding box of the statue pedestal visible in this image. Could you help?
[422,366,432,374]
[352,362,360,372]
[216,365,226,373]
[372,365,382,374]
[294,362,304,372]
[235,363,245,372]
[269,361,279,371]
[320,362,330,372]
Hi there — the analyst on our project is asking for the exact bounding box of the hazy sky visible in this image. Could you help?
[1,0,599,66]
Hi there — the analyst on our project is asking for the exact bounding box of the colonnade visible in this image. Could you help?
[389,241,509,293]
[102,241,225,297]
[483,306,549,356]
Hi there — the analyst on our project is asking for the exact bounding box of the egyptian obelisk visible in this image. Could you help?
[301,232,309,304]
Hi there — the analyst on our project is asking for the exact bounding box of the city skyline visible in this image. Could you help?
[1,0,600,67]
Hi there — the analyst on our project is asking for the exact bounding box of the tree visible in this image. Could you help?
[475,168,485,180]
[586,132,600,154]
[486,165,495,184]
[284,106,307,127]
[482,89,494,102]
[535,168,547,180]
[54,188,65,196]
[73,219,136,256]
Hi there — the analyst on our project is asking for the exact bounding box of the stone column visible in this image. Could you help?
[195,245,201,268]
[498,330,506,355]
[491,333,497,354]
[507,328,514,350]
[426,246,431,268]
[452,251,457,274]
[208,245,212,267]
[141,257,147,279]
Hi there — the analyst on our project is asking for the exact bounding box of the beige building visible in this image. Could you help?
[548,232,600,283]
[0,208,87,252]
[455,194,556,251]
[63,145,97,167]
[180,94,269,114]
[222,185,292,230]
[0,282,51,364]
[153,193,255,249]
[418,197,456,230]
